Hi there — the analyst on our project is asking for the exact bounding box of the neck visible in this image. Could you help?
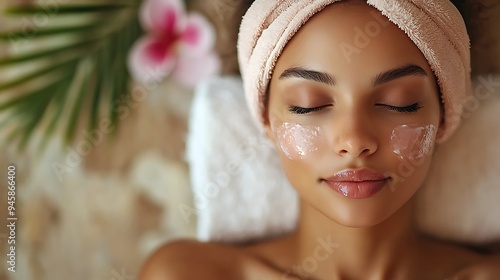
[289,199,422,279]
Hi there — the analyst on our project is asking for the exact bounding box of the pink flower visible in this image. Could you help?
[128,0,220,87]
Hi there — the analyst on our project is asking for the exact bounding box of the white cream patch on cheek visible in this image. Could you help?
[390,124,437,160]
[274,122,323,160]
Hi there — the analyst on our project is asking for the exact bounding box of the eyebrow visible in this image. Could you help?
[279,67,336,86]
[372,64,428,86]
[278,64,427,87]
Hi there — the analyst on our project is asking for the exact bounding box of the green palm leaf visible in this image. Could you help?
[0,1,142,151]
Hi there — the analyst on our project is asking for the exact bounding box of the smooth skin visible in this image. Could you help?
[139,2,500,279]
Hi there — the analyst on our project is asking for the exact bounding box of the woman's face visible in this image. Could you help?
[266,2,443,227]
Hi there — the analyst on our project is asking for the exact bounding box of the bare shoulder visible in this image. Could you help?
[138,239,245,280]
[418,237,497,279]
[450,254,500,280]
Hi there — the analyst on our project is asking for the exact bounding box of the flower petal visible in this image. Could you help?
[177,13,216,57]
[128,35,175,85]
[140,0,185,33]
[173,51,220,87]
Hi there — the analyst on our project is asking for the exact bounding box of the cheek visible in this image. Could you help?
[390,124,437,161]
[273,121,437,161]
[273,122,325,160]
[386,124,437,193]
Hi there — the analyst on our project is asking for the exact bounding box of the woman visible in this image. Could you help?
[139,1,500,279]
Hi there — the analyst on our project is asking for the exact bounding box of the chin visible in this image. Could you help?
[326,207,395,228]
[316,189,415,228]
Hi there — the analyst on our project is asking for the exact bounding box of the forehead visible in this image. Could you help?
[272,2,432,86]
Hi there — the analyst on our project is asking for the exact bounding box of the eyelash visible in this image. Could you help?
[288,103,422,115]
[289,105,330,114]
[377,103,422,113]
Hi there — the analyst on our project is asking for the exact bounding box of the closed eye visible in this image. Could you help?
[289,105,331,115]
[376,103,422,113]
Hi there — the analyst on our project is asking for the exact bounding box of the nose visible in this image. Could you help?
[333,112,378,158]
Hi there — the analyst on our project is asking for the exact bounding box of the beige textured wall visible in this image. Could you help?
[1,80,197,280]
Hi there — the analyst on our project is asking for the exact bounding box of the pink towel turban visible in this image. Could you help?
[238,0,471,142]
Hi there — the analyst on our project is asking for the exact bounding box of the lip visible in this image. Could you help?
[323,169,390,199]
